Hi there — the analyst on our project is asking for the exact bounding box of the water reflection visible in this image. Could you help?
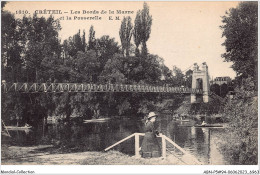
[3,116,227,164]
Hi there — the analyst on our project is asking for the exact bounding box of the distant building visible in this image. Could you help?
[211,76,232,86]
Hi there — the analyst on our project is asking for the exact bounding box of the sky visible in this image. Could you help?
[4,1,239,79]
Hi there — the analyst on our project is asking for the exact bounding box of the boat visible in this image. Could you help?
[194,124,223,128]
[180,119,190,122]
[46,116,58,124]
[4,126,32,130]
[83,118,110,123]
[1,131,11,137]
[178,125,193,127]
[178,124,224,128]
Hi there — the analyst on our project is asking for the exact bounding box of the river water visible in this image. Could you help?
[3,115,228,165]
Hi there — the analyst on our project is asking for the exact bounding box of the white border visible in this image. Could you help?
[1,165,260,174]
[1,0,259,174]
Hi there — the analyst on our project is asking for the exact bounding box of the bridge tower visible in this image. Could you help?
[191,62,210,103]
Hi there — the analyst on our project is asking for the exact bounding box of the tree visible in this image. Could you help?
[133,10,142,56]
[1,10,63,127]
[185,69,193,88]
[1,3,187,127]
[210,84,220,96]
[73,30,84,52]
[1,10,23,82]
[133,2,152,57]
[75,50,100,83]
[219,2,258,164]
[119,17,133,57]
[220,83,228,97]
[1,1,7,10]
[221,90,257,164]
[140,2,152,57]
[160,64,173,85]
[142,54,162,84]
[96,35,120,69]
[82,30,86,51]
[220,2,258,89]
[88,25,96,50]
[101,54,125,84]
[172,66,184,86]
[21,14,61,82]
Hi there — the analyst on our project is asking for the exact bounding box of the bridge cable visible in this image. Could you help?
[181,64,193,74]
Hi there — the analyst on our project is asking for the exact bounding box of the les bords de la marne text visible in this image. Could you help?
[15,9,134,20]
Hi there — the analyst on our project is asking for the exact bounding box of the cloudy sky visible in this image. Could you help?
[4,1,239,79]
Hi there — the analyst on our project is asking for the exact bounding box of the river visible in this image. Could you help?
[3,114,228,165]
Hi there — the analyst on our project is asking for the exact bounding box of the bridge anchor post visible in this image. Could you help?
[191,62,210,103]
[203,92,209,103]
[191,94,196,103]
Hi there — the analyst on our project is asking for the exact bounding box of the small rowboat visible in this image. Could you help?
[1,131,11,137]
[180,119,190,122]
[84,118,110,123]
[194,124,223,128]
[178,124,223,128]
[5,126,32,130]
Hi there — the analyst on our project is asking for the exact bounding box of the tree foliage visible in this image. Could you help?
[1,3,187,125]
[221,89,257,164]
[220,2,258,164]
[185,69,193,88]
[220,2,258,89]
[133,2,152,57]
[172,66,184,86]
[1,10,23,82]
[119,17,133,57]
[210,84,220,96]
[88,25,96,51]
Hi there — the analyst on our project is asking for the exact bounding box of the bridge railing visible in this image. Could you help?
[104,132,202,164]
[1,82,203,94]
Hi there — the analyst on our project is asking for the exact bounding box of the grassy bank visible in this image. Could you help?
[1,144,185,165]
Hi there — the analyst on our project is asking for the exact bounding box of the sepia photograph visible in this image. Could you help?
[1,0,258,173]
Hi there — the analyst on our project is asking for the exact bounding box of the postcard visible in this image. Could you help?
[1,1,258,174]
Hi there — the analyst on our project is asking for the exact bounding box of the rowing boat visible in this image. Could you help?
[5,126,32,130]
[194,124,223,128]
[180,119,190,122]
[178,124,223,128]
[83,118,110,123]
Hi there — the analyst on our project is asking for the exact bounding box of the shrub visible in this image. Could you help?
[220,88,257,164]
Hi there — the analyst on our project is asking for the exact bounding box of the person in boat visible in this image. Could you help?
[24,123,30,127]
[140,112,161,158]
[201,121,207,126]
[172,112,178,121]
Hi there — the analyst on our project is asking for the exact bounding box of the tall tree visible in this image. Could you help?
[73,29,84,52]
[1,10,23,82]
[82,29,86,51]
[220,2,258,89]
[21,14,61,82]
[133,10,142,56]
[1,1,7,10]
[88,25,96,50]
[119,17,133,57]
[133,2,152,57]
[140,2,152,57]
[220,2,258,164]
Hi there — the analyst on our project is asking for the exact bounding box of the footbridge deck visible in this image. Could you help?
[1,83,203,94]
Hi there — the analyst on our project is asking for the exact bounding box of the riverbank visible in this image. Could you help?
[1,144,185,165]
